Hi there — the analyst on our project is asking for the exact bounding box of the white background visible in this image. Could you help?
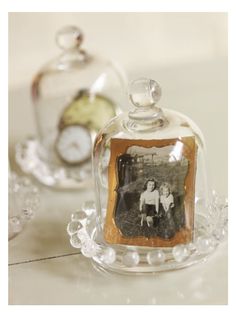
[9,12,227,89]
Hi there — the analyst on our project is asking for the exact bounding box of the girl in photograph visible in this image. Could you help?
[159,182,176,239]
[139,178,159,227]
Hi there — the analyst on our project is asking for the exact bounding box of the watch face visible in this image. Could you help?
[56,125,92,165]
[58,90,116,131]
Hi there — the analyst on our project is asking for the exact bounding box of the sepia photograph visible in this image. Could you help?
[104,137,197,247]
[115,145,189,240]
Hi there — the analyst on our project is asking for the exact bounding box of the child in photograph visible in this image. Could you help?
[139,179,159,227]
[159,182,176,239]
[160,182,174,212]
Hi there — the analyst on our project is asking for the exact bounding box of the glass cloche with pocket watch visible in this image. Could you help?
[16,25,127,189]
[67,78,227,274]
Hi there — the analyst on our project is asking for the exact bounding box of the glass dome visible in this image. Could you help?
[16,25,127,189]
[67,78,227,274]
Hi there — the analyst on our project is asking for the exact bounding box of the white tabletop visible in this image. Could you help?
[9,60,228,305]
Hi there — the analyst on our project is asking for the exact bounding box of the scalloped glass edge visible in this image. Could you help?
[15,138,92,189]
[9,172,40,240]
[67,193,227,274]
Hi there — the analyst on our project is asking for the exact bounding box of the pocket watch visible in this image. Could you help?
[58,89,116,132]
[56,124,92,165]
[56,89,115,165]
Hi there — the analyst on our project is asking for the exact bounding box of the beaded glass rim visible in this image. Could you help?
[15,138,92,188]
[9,172,40,239]
[67,193,228,274]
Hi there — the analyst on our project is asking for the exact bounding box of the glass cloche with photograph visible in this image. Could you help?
[68,78,227,274]
[16,25,127,189]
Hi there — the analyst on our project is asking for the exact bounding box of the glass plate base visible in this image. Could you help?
[67,195,227,275]
[15,138,92,189]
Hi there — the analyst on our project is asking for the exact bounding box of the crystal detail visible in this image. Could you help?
[213,227,227,241]
[127,78,166,131]
[56,26,83,50]
[81,240,99,258]
[85,216,96,237]
[77,228,90,242]
[67,190,228,272]
[66,221,83,235]
[100,247,116,265]
[172,244,190,262]
[70,233,82,249]
[207,192,228,238]
[81,201,96,216]
[188,242,196,251]
[15,139,92,189]
[122,251,140,267]
[9,172,40,239]
[128,78,162,108]
[22,207,34,219]
[147,250,166,265]
[195,236,215,254]
[71,210,87,221]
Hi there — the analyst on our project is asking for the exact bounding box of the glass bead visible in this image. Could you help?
[172,244,190,262]
[147,250,166,265]
[81,240,99,258]
[195,237,215,254]
[122,251,140,267]
[77,228,90,242]
[56,25,83,50]
[85,216,97,236]
[100,247,116,265]
[81,201,96,216]
[70,233,82,249]
[9,172,40,239]
[213,228,227,241]
[71,210,87,222]
[22,207,34,219]
[67,220,82,235]
[188,242,196,251]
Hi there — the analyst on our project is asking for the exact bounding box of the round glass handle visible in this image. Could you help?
[128,78,162,108]
[56,25,83,50]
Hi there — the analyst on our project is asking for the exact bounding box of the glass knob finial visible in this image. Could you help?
[56,26,83,50]
[128,78,162,108]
